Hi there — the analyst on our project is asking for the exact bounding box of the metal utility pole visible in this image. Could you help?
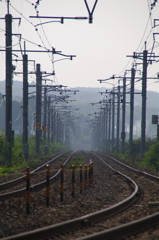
[5,12,12,165]
[50,108,54,143]
[36,64,42,154]
[43,87,47,141]
[57,114,60,143]
[105,104,108,152]
[23,50,29,161]
[53,109,56,142]
[47,96,51,143]
[111,92,115,152]
[121,77,126,154]
[129,67,135,151]
[116,86,120,152]
[108,99,111,153]
[126,46,158,156]
[141,49,148,156]
[103,109,106,152]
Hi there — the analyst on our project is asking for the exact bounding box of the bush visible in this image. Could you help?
[0,134,11,166]
[0,133,67,170]
[142,142,159,171]
[12,135,24,165]
[125,138,157,159]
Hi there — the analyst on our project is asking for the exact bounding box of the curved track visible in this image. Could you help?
[98,152,159,182]
[1,151,148,240]
[0,151,73,200]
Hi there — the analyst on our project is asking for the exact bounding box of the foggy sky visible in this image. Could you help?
[0,0,159,91]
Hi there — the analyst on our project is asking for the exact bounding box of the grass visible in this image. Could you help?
[0,166,20,175]
[66,155,85,169]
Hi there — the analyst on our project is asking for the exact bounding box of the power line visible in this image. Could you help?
[25,0,35,7]
[13,107,22,122]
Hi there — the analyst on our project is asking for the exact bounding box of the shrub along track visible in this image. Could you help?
[0,151,159,239]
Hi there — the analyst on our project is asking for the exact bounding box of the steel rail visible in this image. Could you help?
[75,211,159,240]
[0,152,74,201]
[99,152,159,182]
[1,152,141,240]
[0,151,70,191]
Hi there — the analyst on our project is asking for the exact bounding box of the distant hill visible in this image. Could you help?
[0,80,159,138]
[0,80,159,109]
[0,80,36,101]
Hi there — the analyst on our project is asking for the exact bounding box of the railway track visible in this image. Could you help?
[0,151,72,199]
[98,152,159,182]
[0,151,159,239]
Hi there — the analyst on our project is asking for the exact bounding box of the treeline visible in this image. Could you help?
[0,134,67,170]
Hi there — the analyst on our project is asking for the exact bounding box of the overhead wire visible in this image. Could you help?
[127,1,158,90]
[25,0,35,7]
[0,97,4,108]
[117,0,158,80]
[146,0,159,87]
[8,1,57,85]
[13,107,22,122]
[9,2,53,51]
[34,8,57,85]
[2,1,73,88]
[2,1,159,92]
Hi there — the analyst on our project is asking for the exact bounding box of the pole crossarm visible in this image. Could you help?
[0,48,76,59]
[127,52,159,61]
[14,71,54,75]
[98,76,158,83]
[29,16,88,24]
[98,76,131,84]
[0,17,21,21]
[28,84,64,88]
[30,0,98,24]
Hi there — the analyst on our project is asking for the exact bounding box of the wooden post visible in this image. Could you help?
[60,164,64,202]
[80,165,82,194]
[72,165,75,197]
[84,164,87,190]
[46,164,50,207]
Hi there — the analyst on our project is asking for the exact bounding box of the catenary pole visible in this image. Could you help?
[23,50,29,161]
[47,96,51,143]
[116,86,120,152]
[121,76,126,154]
[141,48,148,156]
[36,64,42,154]
[5,13,12,166]
[43,87,47,141]
[111,92,115,152]
[129,67,135,151]
[108,99,111,153]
